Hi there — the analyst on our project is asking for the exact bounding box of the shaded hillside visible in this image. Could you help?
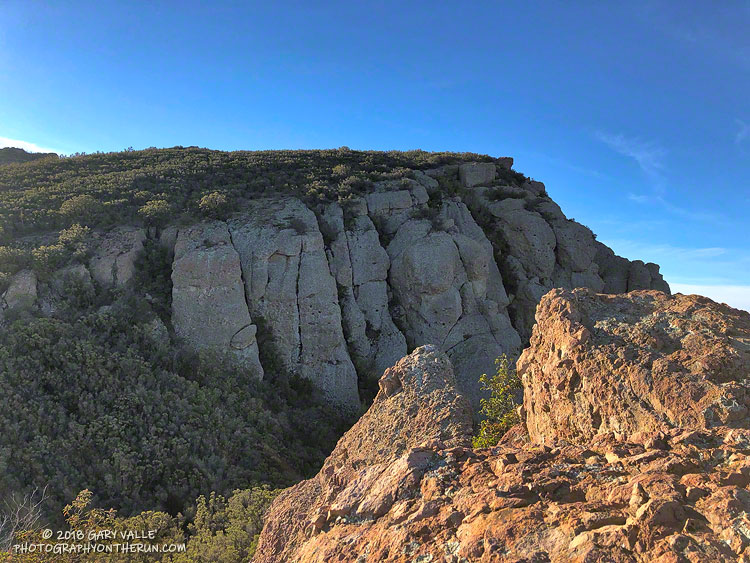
[0,147,58,166]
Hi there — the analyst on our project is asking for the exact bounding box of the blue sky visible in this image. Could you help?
[1,1,748,310]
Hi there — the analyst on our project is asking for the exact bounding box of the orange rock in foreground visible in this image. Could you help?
[254,291,750,562]
[521,289,750,445]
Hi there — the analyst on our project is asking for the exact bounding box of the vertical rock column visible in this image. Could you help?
[228,199,360,412]
[171,221,263,379]
[363,177,521,410]
[319,201,407,378]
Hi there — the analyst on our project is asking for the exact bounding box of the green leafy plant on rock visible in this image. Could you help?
[198,191,230,220]
[472,355,522,448]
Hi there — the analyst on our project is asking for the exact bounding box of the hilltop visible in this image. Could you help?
[0,147,58,166]
[0,147,671,557]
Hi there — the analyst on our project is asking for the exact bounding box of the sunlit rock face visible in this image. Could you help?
[255,292,750,563]
[61,158,669,413]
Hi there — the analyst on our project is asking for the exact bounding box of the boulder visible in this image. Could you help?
[520,288,750,445]
[2,269,37,310]
[458,162,496,187]
[496,156,514,170]
[171,221,263,378]
[253,345,473,563]
[88,226,146,287]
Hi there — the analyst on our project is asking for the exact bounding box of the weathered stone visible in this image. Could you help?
[459,162,496,187]
[2,269,37,310]
[520,288,750,445]
[171,221,263,378]
[496,157,514,170]
[595,242,630,294]
[386,200,520,409]
[88,226,146,287]
[320,202,407,378]
[254,346,472,563]
[551,219,598,273]
[493,200,557,281]
[228,198,359,411]
[159,224,179,253]
[412,169,440,192]
[522,179,547,195]
[628,259,652,291]
[254,305,750,562]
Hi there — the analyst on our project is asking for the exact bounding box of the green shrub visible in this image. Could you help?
[171,486,279,562]
[488,186,526,201]
[59,194,102,224]
[138,199,172,227]
[472,355,522,448]
[331,163,351,178]
[198,192,230,220]
[57,223,90,247]
[30,244,67,278]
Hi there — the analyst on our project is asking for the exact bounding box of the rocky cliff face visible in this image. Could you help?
[1,159,669,412]
[254,290,750,562]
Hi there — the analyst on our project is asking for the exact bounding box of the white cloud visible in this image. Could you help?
[736,119,749,145]
[627,193,651,203]
[670,284,750,312]
[601,239,729,262]
[595,131,666,184]
[0,136,61,154]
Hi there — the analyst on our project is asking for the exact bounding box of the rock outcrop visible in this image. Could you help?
[320,201,407,378]
[171,221,263,378]
[254,291,750,562]
[15,158,671,413]
[386,197,521,408]
[88,226,146,288]
[521,289,750,445]
[228,198,360,411]
[154,159,670,411]
[253,345,473,563]
[462,174,669,341]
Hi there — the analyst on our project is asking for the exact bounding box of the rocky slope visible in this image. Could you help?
[1,159,669,411]
[254,290,750,562]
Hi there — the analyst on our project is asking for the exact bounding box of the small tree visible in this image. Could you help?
[198,192,230,220]
[472,355,522,448]
[59,195,102,224]
[138,199,171,227]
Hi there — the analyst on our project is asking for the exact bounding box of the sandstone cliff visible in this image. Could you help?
[1,159,669,411]
[254,290,750,562]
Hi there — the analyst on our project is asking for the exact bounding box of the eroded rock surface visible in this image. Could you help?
[1,269,38,311]
[228,198,360,411]
[462,181,669,341]
[171,221,263,378]
[254,292,750,562]
[88,226,146,287]
[254,345,473,563]
[320,201,407,377]
[139,158,671,413]
[521,289,750,445]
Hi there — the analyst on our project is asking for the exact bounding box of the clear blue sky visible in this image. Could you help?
[1,1,748,310]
